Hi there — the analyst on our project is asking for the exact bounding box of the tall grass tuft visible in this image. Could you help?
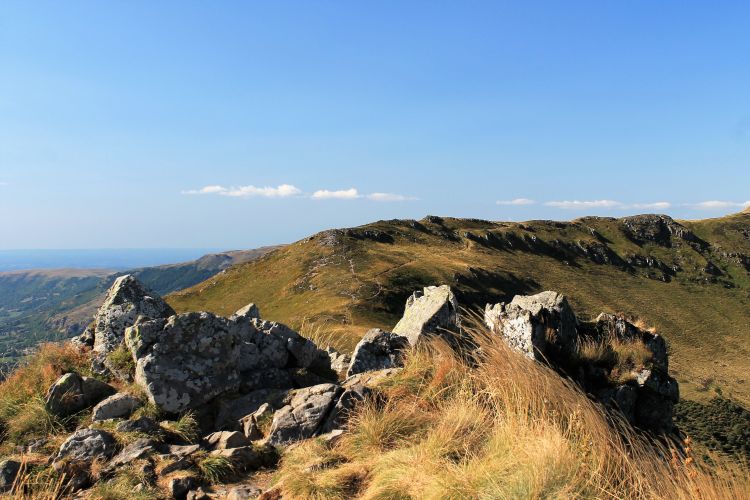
[274,319,750,499]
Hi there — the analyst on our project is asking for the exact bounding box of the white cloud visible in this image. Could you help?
[367,192,417,202]
[688,200,750,210]
[545,199,622,209]
[312,188,361,200]
[182,184,302,198]
[496,198,536,206]
[631,201,672,210]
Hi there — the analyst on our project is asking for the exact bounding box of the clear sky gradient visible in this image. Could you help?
[1,1,749,249]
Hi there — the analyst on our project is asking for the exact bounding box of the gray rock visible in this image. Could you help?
[116,416,160,435]
[210,444,276,471]
[92,274,175,356]
[267,383,343,445]
[327,348,351,374]
[635,369,679,402]
[592,313,668,370]
[347,328,409,377]
[107,438,155,469]
[45,372,115,417]
[214,389,289,432]
[484,291,578,360]
[71,326,95,350]
[392,285,460,345]
[92,393,142,421]
[321,383,372,433]
[186,487,211,500]
[226,484,263,500]
[0,460,21,492]
[168,476,198,500]
[159,456,194,475]
[54,428,118,463]
[127,310,328,413]
[318,429,345,447]
[233,303,261,320]
[240,403,275,440]
[204,431,251,451]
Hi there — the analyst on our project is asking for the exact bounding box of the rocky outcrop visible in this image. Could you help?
[126,304,331,413]
[45,372,116,417]
[92,275,175,356]
[0,460,20,492]
[486,291,679,433]
[484,291,577,361]
[392,285,460,345]
[347,328,409,377]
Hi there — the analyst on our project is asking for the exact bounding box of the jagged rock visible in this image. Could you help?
[107,438,155,469]
[186,487,211,500]
[240,403,274,440]
[393,285,460,345]
[634,368,680,433]
[92,275,175,356]
[226,484,263,500]
[126,310,329,413]
[71,325,95,350]
[0,460,21,492]
[45,372,115,417]
[233,303,261,320]
[210,444,277,471]
[327,348,351,374]
[214,389,289,432]
[484,291,578,361]
[168,476,198,500]
[92,393,142,421]
[117,416,160,434]
[591,313,668,370]
[321,383,373,433]
[54,428,118,463]
[203,431,251,451]
[267,384,343,445]
[347,328,409,377]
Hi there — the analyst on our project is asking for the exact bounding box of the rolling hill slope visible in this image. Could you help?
[169,210,750,406]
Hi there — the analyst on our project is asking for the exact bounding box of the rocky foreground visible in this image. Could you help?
[0,275,679,498]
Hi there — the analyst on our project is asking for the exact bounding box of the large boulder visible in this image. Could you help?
[484,291,577,361]
[346,328,409,377]
[45,372,116,417]
[267,384,343,445]
[54,428,118,463]
[126,308,329,413]
[393,285,460,345]
[92,275,175,356]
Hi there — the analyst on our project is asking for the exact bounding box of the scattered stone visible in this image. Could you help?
[226,484,263,500]
[116,416,160,434]
[54,429,118,463]
[240,403,274,440]
[210,443,277,471]
[167,475,198,500]
[45,372,115,417]
[107,438,155,469]
[0,460,21,492]
[92,274,175,356]
[347,328,409,377]
[158,456,194,476]
[267,384,343,445]
[91,393,142,421]
[392,285,460,345]
[203,431,251,451]
[484,291,578,361]
[327,347,351,374]
[163,444,201,458]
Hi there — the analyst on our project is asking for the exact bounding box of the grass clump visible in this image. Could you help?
[105,343,135,377]
[195,453,235,484]
[274,322,750,499]
[160,412,199,443]
[0,343,90,447]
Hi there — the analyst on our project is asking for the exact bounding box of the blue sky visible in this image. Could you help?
[1,1,749,249]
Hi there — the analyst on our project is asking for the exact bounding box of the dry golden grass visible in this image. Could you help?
[274,324,750,499]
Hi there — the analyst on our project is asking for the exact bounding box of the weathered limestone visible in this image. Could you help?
[92,275,175,356]
[346,328,409,377]
[484,291,577,360]
[45,372,116,417]
[393,285,460,345]
[203,431,251,451]
[54,428,118,463]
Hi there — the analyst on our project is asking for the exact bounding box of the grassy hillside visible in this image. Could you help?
[169,211,750,406]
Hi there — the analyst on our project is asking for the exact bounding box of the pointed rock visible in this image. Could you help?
[392,285,460,345]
